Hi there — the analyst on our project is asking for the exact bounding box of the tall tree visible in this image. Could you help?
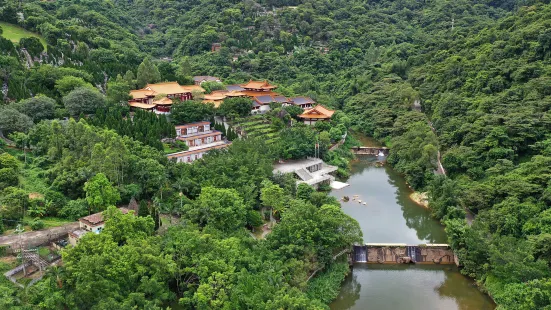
[13,95,56,122]
[63,87,106,116]
[136,57,161,88]
[83,173,121,213]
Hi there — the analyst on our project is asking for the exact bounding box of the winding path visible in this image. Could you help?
[414,99,476,224]
[0,222,79,250]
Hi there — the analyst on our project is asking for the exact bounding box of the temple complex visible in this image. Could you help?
[128,79,319,116]
[200,80,317,115]
[128,82,204,114]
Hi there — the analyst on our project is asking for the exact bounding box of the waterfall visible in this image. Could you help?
[354,246,367,263]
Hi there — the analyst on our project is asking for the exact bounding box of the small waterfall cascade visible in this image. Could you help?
[406,246,418,263]
[354,246,367,263]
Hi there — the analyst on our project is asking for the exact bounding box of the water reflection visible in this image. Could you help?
[331,265,495,310]
[332,156,447,244]
[330,156,495,309]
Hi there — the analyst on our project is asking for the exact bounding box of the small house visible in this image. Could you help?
[69,208,130,246]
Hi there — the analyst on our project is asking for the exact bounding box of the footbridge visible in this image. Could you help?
[351,243,457,265]
[351,146,389,156]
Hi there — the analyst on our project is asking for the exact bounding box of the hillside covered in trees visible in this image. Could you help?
[1,0,551,309]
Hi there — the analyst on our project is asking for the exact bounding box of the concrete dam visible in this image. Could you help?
[351,243,457,265]
[351,146,390,156]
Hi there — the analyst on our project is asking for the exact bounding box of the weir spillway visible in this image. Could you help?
[351,243,457,265]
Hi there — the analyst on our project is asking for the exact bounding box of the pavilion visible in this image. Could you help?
[297,105,335,125]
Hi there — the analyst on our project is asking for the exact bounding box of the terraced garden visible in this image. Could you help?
[233,116,280,144]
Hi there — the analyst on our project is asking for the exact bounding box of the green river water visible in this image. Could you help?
[329,156,495,310]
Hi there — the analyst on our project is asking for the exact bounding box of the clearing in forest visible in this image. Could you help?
[0,22,47,49]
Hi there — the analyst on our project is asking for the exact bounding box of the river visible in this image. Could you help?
[329,156,495,310]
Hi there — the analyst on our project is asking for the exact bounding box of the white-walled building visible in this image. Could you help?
[69,208,130,246]
[168,122,230,163]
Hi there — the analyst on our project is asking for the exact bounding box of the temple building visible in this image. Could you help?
[167,121,231,163]
[250,94,290,114]
[200,80,316,115]
[240,80,278,92]
[203,80,281,114]
[298,105,335,125]
[202,89,247,108]
[290,96,316,109]
[128,82,204,114]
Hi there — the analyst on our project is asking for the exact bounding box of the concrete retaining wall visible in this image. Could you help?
[353,243,456,265]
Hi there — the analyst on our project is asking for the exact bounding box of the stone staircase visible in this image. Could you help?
[295,168,313,181]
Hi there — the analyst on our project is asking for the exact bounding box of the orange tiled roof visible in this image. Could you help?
[203,93,227,101]
[129,101,155,109]
[129,89,155,99]
[153,97,173,105]
[144,82,186,95]
[240,90,279,97]
[226,91,246,97]
[298,105,335,119]
[240,80,277,90]
[175,121,211,129]
[181,85,206,93]
[211,90,229,95]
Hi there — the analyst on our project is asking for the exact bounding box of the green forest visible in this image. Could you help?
[1,0,551,308]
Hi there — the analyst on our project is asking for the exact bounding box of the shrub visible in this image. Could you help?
[247,210,264,227]
[30,218,45,231]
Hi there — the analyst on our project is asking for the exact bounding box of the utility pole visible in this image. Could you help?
[451,18,455,31]
[16,224,25,276]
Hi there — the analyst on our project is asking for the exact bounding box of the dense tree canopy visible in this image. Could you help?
[63,87,106,116]
[1,0,551,308]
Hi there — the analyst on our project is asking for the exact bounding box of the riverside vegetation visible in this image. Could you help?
[1,0,551,309]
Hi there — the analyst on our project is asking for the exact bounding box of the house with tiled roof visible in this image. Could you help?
[298,105,335,125]
[128,82,205,114]
[68,208,130,246]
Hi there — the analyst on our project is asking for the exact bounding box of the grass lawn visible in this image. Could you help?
[1,217,73,237]
[0,22,47,50]
[2,225,31,236]
[163,143,187,155]
[2,217,73,236]
[28,217,74,228]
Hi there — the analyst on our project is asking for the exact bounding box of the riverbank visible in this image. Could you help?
[410,192,429,208]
